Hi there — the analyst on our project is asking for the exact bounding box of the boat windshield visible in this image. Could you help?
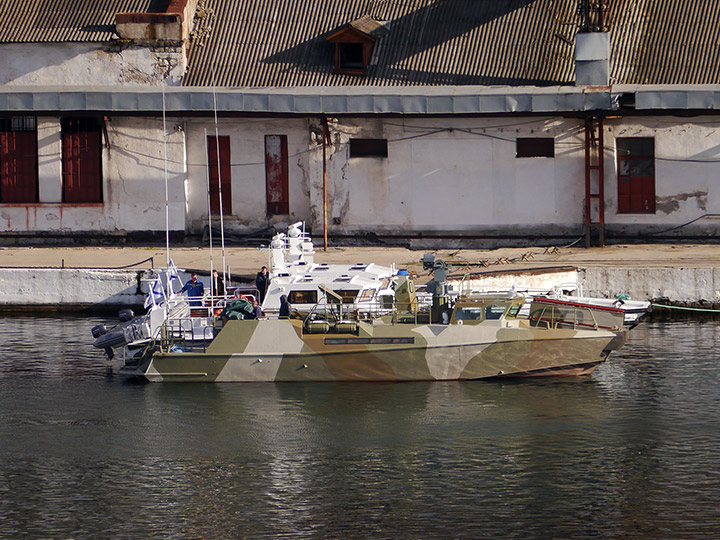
[451,298,519,324]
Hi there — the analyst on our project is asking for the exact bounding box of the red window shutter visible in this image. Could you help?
[616,138,655,214]
[0,127,38,203]
[265,135,289,215]
[62,118,102,203]
[207,135,232,215]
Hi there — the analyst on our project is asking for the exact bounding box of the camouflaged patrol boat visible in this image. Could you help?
[119,274,629,382]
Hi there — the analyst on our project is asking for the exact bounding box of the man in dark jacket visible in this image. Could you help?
[211,269,225,297]
[255,266,270,304]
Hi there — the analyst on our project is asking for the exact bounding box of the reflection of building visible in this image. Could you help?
[1,1,719,247]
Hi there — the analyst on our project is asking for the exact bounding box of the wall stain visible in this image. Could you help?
[656,191,708,214]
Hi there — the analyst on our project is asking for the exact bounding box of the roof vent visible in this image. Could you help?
[575,32,610,86]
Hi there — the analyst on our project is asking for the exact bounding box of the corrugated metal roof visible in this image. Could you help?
[184,0,578,87]
[183,0,720,87]
[0,0,156,43]
[2,0,718,85]
[608,0,720,85]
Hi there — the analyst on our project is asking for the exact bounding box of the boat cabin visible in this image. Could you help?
[449,293,525,325]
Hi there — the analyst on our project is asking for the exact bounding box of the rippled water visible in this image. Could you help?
[1,315,719,539]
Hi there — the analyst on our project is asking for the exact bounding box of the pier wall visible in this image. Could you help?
[0,269,151,310]
[461,266,720,305]
[581,267,720,305]
[1,266,719,310]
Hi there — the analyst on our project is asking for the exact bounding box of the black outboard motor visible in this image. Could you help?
[91,324,108,339]
[118,309,135,323]
[90,325,115,360]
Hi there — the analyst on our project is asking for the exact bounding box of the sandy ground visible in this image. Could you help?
[1,242,719,279]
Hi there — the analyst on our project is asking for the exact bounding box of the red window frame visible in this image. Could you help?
[62,118,103,203]
[0,117,38,203]
[265,134,289,215]
[207,135,232,215]
[617,137,655,214]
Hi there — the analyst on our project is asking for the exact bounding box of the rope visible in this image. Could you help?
[651,303,720,313]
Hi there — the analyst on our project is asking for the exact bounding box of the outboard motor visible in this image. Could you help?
[118,309,135,323]
[91,324,108,339]
[91,325,115,360]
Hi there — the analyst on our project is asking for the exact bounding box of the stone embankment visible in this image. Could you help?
[1,243,719,311]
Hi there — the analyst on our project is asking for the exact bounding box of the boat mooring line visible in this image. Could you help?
[651,303,720,313]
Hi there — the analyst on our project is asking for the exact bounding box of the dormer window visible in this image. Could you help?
[326,16,387,75]
[339,42,364,71]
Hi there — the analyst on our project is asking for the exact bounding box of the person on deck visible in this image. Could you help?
[211,269,225,297]
[179,273,204,306]
[255,266,270,304]
[279,295,291,319]
[252,300,263,319]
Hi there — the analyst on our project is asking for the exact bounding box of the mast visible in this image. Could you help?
[212,74,228,288]
[162,82,170,269]
[204,127,215,302]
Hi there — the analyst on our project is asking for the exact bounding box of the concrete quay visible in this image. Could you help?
[1,243,720,310]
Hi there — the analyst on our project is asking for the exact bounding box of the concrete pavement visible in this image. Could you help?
[2,242,720,279]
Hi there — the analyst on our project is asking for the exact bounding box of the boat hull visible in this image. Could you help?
[120,319,626,382]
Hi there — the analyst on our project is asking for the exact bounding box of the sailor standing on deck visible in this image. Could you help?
[211,269,225,297]
[255,266,270,303]
[179,273,205,306]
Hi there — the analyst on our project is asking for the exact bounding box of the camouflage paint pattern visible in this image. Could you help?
[122,317,628,383]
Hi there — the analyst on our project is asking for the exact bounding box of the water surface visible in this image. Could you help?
[0,316,719,539]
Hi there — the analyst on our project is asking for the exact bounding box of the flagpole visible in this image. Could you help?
[212,76,228,291]
[204,128,215,304]
[162,82,170,269]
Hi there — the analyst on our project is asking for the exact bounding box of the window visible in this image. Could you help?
[207,135,232,215]
[338,43,364,71]
[326,18,381,75]
[265,134,288,215]
[516,138,555,158]
[0,116,38,203]
[617,138,655,213]
[331,289,359,302]
[349,138,388,158]
[288,290,317,304]
[62,118,102,203]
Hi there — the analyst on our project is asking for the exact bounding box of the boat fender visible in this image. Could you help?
[118,309,135,323]
[91,324,108,339]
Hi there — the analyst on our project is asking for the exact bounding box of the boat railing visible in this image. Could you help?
[302,291,427,333]
[155,313,215,352]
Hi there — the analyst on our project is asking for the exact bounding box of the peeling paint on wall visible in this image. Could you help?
[656,191,708,214]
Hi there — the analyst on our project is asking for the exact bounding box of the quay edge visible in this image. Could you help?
[1,265,720,311]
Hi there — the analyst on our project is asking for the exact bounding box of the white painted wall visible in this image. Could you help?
[604,117,720,228]
[0,117,186,234]
[0,43,186,86]
[184,118,312,232]
[2,111,720,240]
[319,117,586,233]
